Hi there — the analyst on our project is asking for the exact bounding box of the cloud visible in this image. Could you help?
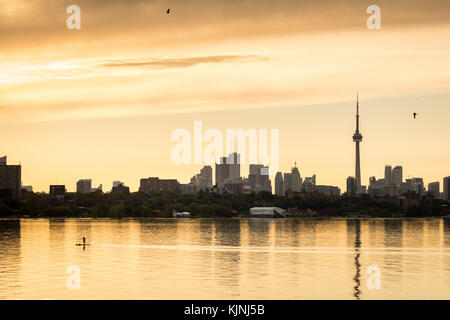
[98,55,267,69]
[2,0,450,53]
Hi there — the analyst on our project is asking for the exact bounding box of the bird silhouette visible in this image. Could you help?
[413,112,417,119]
[167,8,170,14]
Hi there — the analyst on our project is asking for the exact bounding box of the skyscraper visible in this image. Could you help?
[215,153,240,188]
[392,166,403,185]
[275,172,284,196]
[347,176,357,196]
[444,176,450,201]
[385,165,392,186]
[428,182,440,199]
[76,179,92,193]
[283,173,292,194]
[0,156,21,200]
[291,164,302,192]
[352,94,363,193]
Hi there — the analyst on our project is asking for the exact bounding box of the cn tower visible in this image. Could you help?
[352,94,362,193]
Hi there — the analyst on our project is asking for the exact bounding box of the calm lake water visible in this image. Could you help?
[0,218,449,299]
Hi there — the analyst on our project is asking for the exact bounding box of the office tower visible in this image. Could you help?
[385,165,392,186]
[303,175,316,193]
[249,164,264,190]
[76,179,92,193]
[0,156,22,200]
[215,156,228,188]
[428,182,440,199]
[248,164,271,193]
[392,166,403,185]
[347,176,357,196]
[291,164,302,192]
[444,176,450,201]
[283,173,292,193]
[199,166,213,189]
[352,94,363,193]
[275,172,284,196]
[227,153,241,180]
[411,178,424,196]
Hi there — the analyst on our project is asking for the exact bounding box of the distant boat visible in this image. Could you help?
[172,211,191,218]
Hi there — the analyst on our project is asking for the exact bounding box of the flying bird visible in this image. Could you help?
[413,112,417,119]
[167,8,170,14]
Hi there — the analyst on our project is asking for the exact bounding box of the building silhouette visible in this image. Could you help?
[49,185,66,200]
[385,165,392,186]
[347,176,357,196]
[274,172,283,196]
[0,156,21,200]
[112,182,130,194]
[352,94,363,193]
[215,153,241,189]
[302,175,316,193]
[428,182,440,199]
[444,176,450,201]
[392,166,403,185]
[248,164,271,193]
[140,177,179,193]
[76,179,92,193]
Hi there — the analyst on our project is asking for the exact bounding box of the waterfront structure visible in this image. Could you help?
[0,156,22,200]
[352,95,363,193]
[249,207,287,218]
[76,179,92,193]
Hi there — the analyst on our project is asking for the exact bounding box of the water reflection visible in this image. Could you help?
[0,220,21,296]
[346,219,361,300]
[0,218,449,299]
[353,219,361,300]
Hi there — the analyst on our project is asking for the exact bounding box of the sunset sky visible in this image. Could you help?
[1,0,449,192]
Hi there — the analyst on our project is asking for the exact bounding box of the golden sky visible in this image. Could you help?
[1,0,449,192]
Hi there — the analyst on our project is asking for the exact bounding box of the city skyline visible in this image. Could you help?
[1,1,450,192]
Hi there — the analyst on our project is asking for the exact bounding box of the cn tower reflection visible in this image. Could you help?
[353,219,362,300]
